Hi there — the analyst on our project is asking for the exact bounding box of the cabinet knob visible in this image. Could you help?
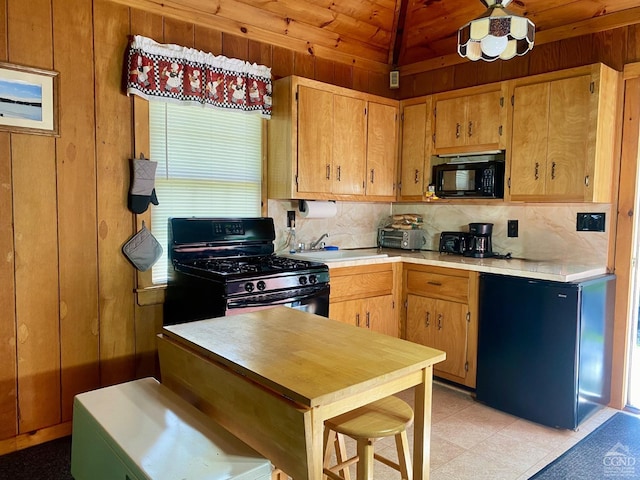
[455,123,461,139]
[425,312,430,327]
[585,175,590,187]
[534,162,540,180]
[356,313,360,327]
[366,311,370,328]
[337,165,341,182]
[414,169,420,184]
[370,169,375,184]
[326,164,331,180]
[437,314,443,330]
[468,121,473,137]
[551,162,557,180]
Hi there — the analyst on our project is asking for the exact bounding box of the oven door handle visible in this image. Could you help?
[228,286,329,309]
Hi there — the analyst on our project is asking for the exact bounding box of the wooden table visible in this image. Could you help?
[157,306,445,480]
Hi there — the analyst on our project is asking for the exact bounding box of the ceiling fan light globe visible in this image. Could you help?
[481,34,508,57]
[457,0,534,61]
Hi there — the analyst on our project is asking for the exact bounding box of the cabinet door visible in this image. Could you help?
[434,299,468,378]
[329,299,361,327]
[406,294,437,346]
[333,95,366,195]
[406,295,468,379]
[297,86,333,194]
[511,82,550,198]
[399,102,428,198]
[434,96,466,150]
[546,75,592,200]
[366,102,398,197]
[467,91,502,148]
[367,295,397,337]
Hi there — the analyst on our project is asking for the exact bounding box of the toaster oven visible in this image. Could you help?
[378,229,425,250]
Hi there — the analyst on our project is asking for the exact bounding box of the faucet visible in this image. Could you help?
[309,233,329,250]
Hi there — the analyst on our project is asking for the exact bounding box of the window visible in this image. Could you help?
[149,101,263,284]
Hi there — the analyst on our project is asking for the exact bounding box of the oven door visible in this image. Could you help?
[226,284,330,317]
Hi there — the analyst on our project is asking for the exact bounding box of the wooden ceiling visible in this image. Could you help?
[114,0,640,73]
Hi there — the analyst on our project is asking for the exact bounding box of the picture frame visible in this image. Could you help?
[0,62,59,136]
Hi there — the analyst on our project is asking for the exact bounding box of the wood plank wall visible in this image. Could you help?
[0,0,394,454]
[1,0,640,453]
[398,26,640,98]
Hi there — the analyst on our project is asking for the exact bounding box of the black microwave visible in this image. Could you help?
[433,160,505,198]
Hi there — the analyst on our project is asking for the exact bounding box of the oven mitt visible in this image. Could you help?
[128,154,158,214]
[122,221,163,271]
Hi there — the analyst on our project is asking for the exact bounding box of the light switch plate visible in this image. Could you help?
[576,212,605,232]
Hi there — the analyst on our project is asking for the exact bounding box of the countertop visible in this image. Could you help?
[301,248,608,282]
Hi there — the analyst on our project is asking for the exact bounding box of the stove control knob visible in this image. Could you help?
[257,281,266,291]
[299,276,308,285]
[244,282,255,292]
[309,275,317,284]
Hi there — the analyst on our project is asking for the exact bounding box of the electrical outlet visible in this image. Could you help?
[287,210,296,228]
[577,212,605,232]
[507,220,518,238]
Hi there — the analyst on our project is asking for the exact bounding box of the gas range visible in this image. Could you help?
[164,217,330,325]
[173,255,329,295]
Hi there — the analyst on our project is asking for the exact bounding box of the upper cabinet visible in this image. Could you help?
[366,102,399,197]
[398,97,432,202]
[508,64,621,203]
[268,76,399,201]
[433,84,508,156]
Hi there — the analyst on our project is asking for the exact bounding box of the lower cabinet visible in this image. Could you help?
[403,264,479,388]
[329,263,401,337]
[331,294,396,336]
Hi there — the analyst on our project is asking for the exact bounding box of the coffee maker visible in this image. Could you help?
[464,222,494,258]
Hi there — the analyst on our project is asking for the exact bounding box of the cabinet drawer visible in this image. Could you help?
[406,270,469,303]
[330,270,393,302]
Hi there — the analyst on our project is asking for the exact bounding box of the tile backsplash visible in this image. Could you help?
[268,200,611,265]
[268,200,392,254]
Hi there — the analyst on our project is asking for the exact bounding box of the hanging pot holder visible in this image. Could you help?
[122,221,163,271]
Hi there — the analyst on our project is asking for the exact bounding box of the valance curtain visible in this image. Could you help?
[125,35,272,118]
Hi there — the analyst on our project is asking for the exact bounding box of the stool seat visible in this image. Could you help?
[326,396,414,438]
[323,396,414,480]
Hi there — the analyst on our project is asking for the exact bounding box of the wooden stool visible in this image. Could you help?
[323,396,414,480]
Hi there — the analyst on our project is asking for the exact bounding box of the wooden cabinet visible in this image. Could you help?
[329,263,401,337]
[433,84,507,155]
[268,76,398,201]
[398,97,432,201]
[403,265,479,388]
[406,295,468,378]
[366,102,399,197]
[331,294,396,336]
[297,87,366,196]
[509,63,621,202]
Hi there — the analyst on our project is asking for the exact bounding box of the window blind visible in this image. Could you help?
[149,101,262,283]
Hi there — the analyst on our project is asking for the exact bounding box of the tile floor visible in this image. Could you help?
[327,380,618,480]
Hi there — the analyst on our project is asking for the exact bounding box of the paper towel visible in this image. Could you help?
[299,200,337,218]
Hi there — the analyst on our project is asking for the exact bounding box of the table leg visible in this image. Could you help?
[307,409,326,480]
[413,367,433,480]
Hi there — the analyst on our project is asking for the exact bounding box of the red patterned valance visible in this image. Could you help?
[125,35,272,118]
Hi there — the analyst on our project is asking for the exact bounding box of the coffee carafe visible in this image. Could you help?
[464,222,494,258]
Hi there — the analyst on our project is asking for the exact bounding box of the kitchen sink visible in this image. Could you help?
[285,250,388,262]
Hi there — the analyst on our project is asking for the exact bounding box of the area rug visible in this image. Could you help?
[0,436,72,480]
[529,412,640,479]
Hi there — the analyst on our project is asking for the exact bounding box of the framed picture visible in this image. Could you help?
[0,62,59,136]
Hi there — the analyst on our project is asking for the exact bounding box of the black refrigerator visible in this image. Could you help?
[476,273,615,430]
